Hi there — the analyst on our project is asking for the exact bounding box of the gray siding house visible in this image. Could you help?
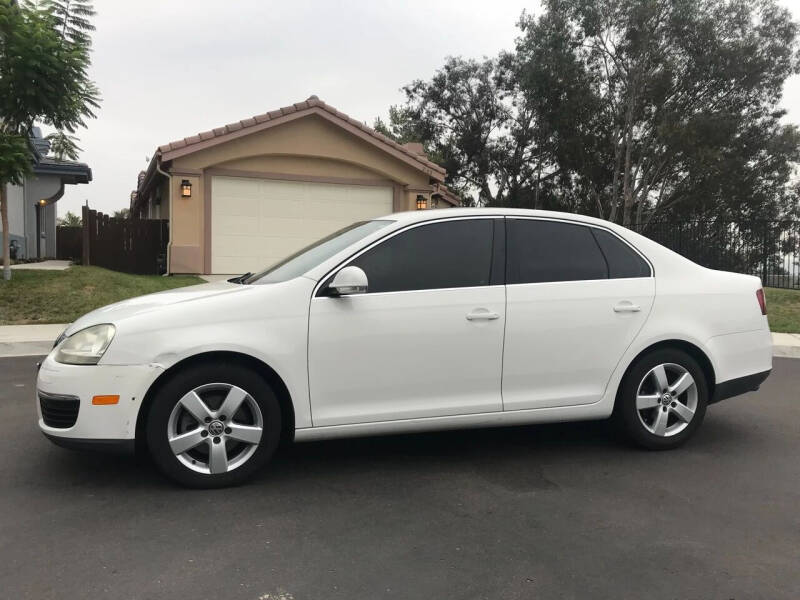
[2,128,92,260]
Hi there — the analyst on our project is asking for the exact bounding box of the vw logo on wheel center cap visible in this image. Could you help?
[208,420,225,436]
[661,393,672,406]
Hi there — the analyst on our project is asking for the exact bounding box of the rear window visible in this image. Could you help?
[591,229,651,278]
[507,219,608,284]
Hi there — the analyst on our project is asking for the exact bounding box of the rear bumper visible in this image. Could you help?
[710,369,771,405]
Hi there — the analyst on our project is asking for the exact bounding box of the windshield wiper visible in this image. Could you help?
[227,272,252,284]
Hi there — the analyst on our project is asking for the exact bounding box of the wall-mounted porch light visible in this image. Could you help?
[416,195,427,210]
[181,179,192,198]
[38,199,47,206]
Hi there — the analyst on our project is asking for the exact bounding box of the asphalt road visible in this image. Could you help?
[1,355,799,600]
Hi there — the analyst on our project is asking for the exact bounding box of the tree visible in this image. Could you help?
[57,210,80,226]
[112,208,129,219]
[47,130,82,160]
[381,0,799,226]
[376,57,564,207]
[514,0,800,228]
[0,0,100,280]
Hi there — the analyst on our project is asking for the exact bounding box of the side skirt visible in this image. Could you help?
[294,402,612,443]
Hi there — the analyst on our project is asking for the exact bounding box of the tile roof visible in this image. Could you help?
[156,95,445,177]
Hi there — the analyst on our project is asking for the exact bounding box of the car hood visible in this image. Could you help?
[64,281,250,335]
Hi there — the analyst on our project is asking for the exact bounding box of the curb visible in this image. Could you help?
[0,341,54,358]
[773,345,800,359]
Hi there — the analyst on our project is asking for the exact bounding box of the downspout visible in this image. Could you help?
[155,158,172,275]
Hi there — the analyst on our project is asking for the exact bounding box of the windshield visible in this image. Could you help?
[244,220,393,284]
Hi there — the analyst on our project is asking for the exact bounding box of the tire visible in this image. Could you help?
[146,361,282,488]
[614,348,708,450]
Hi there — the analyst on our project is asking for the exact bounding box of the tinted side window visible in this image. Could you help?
[350,219,494,293]
[591,228,651,278]
[507,219,608,284]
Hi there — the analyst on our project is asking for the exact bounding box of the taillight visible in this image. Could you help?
[756,288,767,315]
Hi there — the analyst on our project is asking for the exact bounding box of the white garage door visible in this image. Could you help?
[211,176,393,274]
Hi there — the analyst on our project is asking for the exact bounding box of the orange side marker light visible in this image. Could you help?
[92,395,120,405]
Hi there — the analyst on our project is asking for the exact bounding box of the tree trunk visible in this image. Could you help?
[608,128,623,223]
[635,181,647,230]
[621,116,635,226]
[1,183,10,281]
[621,73,638,228]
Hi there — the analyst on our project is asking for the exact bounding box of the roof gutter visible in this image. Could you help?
[154,156,172,276]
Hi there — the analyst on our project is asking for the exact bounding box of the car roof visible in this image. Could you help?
[380,207,627,231]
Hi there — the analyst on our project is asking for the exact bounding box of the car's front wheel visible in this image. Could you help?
[615,348,708,450]
[146,362,282,487]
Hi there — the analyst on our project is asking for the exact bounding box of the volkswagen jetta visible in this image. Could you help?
[37,209,773,487]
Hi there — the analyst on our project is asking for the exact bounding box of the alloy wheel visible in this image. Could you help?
[635,363,698,437]
[167,383,263,474]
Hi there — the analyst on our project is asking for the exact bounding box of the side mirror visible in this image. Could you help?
[328,266,368,296]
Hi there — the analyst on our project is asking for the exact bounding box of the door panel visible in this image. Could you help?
[308,286,506,426]
[308,217,505,427]
[502,278,654,410]
[501,217,655,410]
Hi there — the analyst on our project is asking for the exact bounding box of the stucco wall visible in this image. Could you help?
[0,183,26,258]
[172,115,431,187]
[169,174,203,273]
[23,175,63,258]
[2,184,25,236]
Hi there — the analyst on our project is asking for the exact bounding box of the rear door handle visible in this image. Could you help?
[466,310,500,321]
[613,301,641,313]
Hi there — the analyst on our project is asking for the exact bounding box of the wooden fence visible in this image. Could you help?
[56,226,83,262]
[81,206,169,275]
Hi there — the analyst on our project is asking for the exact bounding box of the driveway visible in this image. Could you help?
[1,356,798,599]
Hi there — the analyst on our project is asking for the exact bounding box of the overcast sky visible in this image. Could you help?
[53,0,800,217]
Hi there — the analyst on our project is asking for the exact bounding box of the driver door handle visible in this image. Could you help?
[466,310,500,321]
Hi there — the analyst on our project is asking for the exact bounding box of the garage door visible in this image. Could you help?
[211,176,393,274]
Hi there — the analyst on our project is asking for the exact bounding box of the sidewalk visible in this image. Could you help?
[1,322,798,359]
[10,260,71,271]
[0,323,67,357]
[773,332,800,359]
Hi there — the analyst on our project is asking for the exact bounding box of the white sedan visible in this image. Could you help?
[37,209,773,487]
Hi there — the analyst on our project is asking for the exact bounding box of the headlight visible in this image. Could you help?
[53,329,68,348]
[54,324,116,365]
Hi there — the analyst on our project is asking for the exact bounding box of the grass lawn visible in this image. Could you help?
[765,288,800,334]
[0,266,205,325]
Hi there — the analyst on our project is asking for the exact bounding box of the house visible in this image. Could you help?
[1,128,92,260]
[132,96,458,275]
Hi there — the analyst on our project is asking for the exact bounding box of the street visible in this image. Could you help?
[1,355,798,599]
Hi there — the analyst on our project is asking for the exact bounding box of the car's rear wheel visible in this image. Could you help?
[615,348,708,450]
[146,362,281,488]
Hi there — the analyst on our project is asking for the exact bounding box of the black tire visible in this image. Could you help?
[614,348,708,450]
[146,361,282,488]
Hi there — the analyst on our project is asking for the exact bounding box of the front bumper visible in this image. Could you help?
[36,353,164,443]
[42,434,136,454]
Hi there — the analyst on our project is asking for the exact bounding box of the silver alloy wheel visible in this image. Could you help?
[635,363,698,437]
[167,383,263,474]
